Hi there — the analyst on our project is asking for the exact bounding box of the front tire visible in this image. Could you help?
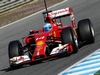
[61,27,78,53]
[8,40,23,68]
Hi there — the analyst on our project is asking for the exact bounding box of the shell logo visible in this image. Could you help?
[36,40,44,46]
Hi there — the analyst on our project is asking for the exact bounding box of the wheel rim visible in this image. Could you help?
[91,25,94,38]
[74,34,78,47]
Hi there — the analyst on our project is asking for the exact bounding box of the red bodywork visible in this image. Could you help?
[22,7,76,62]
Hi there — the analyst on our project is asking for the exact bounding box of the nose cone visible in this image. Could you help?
[36,40,44,46]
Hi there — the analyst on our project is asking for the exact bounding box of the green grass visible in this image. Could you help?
[0,0,63,27]
[94,70,100,75]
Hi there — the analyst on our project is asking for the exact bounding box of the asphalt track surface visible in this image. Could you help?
[0,0,100,75]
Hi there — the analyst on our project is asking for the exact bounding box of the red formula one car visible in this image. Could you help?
[8,7,95,68]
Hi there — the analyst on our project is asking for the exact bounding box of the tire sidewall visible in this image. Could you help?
[61,27,78,53]
[8,40,22,58]
[78,19,95,43]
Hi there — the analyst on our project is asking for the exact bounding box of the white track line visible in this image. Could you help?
[0,0,68,29]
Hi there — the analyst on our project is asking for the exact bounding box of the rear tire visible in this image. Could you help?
[61,27,78,53]
[8,40,23,68]
[78,18,95,44]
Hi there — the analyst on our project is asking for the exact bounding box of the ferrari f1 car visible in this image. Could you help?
[8,7,95,68]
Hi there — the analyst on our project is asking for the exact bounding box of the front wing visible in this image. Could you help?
[9,44,73,65]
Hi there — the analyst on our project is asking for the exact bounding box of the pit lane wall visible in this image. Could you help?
[58,49,100,75]
[0,0,34,13]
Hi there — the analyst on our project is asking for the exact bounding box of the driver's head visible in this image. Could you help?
[43,22,52,31]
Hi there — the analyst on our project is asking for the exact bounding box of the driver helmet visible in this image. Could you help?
[43,22,52,31]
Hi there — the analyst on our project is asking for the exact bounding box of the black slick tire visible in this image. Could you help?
[61,27,78,53]
[78,18,95,44]
[8,40,23,68]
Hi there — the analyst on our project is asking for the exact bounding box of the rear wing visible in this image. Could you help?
[49,7,76,28]
[48,7,74,19]
[48,7,70,19]
[42,7,76,28]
